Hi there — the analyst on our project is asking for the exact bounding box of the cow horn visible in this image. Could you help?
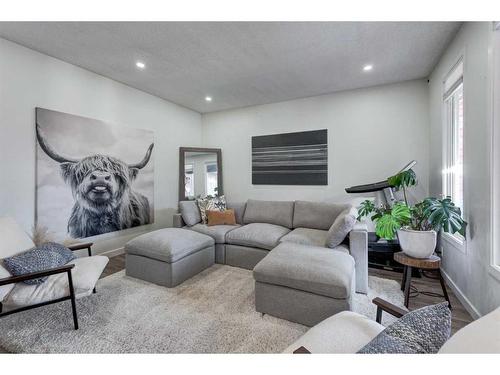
[129,143,154,169]
[36,123,78,163]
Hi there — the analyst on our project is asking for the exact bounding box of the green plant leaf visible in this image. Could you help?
[423,197,467,237]
[374,203,411,240]
[357,200,375,220]
[388,169,417,189]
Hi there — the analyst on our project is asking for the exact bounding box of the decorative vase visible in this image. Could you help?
[397,228,437,259]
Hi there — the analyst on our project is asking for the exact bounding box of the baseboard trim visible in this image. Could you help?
[101,247,125,258]
[441,269,481,320]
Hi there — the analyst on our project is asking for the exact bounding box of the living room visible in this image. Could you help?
[1,0,499,371]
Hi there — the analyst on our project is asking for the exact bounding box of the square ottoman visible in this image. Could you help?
[253,242,355,327]
[125,228,215,287]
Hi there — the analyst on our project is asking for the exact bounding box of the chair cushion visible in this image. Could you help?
[253,242,355,299]
[0,262,14,302]
[0,217,35,259]
[243,199,294,228]
[280,227,329,247]
[438,307,500,353]
[2,255,109,309]
[358,302,451,354]
[3,242,75,285]
[325,206,357,248]
[188,224,240,244]
[179,200,201,226]
[293,201,351,230]
[226,223,290,250]
[125,228,214,263]
[283,311,384,353]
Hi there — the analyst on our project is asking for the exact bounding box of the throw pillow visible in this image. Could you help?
[197,195,227,224]
[179,200,202,226]
[358,302,451,354]
[325,206,357,248]
[3,242,76,285]
[207,209,237,226]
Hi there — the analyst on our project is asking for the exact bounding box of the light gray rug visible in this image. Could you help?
[0,265,404,353]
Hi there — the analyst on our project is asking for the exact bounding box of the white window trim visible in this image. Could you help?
[441,52,467,253]
[490,24,500,281]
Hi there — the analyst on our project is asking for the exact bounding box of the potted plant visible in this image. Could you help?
[357,169,466,259]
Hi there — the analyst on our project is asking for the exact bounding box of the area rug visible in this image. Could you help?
[0,265,405,353]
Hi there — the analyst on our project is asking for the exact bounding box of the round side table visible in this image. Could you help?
[393,252,451,309]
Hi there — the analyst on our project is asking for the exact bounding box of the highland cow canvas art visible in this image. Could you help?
[36,108,154,240]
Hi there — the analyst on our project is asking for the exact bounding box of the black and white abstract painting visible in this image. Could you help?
[36,108,154,240]
[252,129,328,185]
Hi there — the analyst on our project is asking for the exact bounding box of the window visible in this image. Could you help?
[205,162,218,196]
[442,59,464,215]
[492,23,500,277]
[185,164,194,198]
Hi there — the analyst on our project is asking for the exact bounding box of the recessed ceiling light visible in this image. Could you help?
[363,64,373,72]
[136,61,146,69]
[205,96,212,102]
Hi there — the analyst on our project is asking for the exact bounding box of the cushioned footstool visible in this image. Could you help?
[253,242,355,327]
[125,228,215,287]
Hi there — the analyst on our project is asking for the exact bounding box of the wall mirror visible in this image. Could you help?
[179,147,223,201]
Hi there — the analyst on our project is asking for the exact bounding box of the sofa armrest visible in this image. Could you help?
[0,264,75,286]
[349,222,368,294]
[173,213,185,228]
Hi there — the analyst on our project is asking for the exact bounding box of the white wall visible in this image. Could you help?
[428,22,500,317]
[0,38,202,255]
[202,80,430,204]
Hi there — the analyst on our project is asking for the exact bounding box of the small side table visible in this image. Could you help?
[393,252,451,309]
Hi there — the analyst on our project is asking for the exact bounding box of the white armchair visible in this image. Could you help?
[0,217,109,329]
[285,298,500,354]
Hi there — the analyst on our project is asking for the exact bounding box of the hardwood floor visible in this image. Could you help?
[103,253,473,333]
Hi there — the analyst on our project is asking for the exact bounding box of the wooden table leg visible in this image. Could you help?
[404,265,412,308]
[401,265,408,291]
[438,269,452,310]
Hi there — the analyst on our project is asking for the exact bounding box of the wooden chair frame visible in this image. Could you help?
[0,242,94,330]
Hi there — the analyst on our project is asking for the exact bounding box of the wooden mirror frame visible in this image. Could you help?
[179,147,223,201]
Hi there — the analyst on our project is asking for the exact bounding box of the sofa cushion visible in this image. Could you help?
[438,306,500,353]
[226,223,290,250]
[325,206,357,248]
[358,302,451,354]
[226,201,247,225]
[2,255,109,309]
[3,242,76,285]
[293,201,351,230]
[188,223,240,244]
[0,217,35,259]
[179,201,201,226]
[283,311,384,353]
[253,242,355,299]
[280,227,328,247]
[125,228,214,263]
[243,199,294,228]
[197,196,227,224]
[207,209,236,226]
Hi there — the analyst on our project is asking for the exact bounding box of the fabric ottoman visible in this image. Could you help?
[253,242,355,327]
[125,228,215,287]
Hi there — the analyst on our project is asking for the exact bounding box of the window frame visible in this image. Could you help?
[490,23,500,281]
[441,55,467,251]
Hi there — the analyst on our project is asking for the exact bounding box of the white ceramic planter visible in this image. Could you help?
[397,228,437,259]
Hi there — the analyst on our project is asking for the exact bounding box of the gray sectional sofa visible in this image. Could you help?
[173,199,368,295]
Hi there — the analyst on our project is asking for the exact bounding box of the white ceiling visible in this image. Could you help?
[0,22,461,113]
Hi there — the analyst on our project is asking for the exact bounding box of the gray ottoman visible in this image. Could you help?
[253,242,355,326]
[125,228,215,287]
